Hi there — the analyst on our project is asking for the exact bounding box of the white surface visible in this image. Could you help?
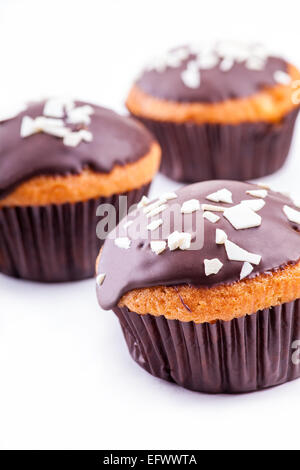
[1,0,300,451]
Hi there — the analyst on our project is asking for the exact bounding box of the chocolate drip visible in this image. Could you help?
[97,181,300,310]
[0,101,154,199]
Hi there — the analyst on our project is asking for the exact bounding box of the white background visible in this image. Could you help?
[0,0,300,451]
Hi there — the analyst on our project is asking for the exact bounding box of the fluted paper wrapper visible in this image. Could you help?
[136,108,299,183]
[0,184,150,282]
[114,300,300,394]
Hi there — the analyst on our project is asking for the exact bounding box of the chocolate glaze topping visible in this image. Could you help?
[97,180,300,310]
[0,100,154,199]
[136,44,288,103]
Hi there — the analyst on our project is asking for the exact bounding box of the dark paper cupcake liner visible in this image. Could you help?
[114,300,300,394]
[0,184,150,282]
[136,108,299,182]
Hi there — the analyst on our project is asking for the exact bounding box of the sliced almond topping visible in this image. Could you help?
[216,229,228,244]
[204,258,223,276]
[246,189,268,198]
[223,204,261,230]
[225,240,261,265]
[79,129,93,142]
[147,219,163,231]
[143,199,163,214]
[203,211,220,223]
[220,58,234,72]
[43,99,65,118]
[67,105,94,125]
[274,70,291,85]
[35,116,64,129]
[20,116,38,138]
[240,262,254,280]
[206,188,233,204]
[43,127,70,138]
[181,199,201,214]
[137,195,150,208]
[245,57,265,71]
[63,129,93,147]
[96,273,106,286]
[146,204,167,219]
[159,192,177,202]
[240,199,265,212]
[114,237,131,249]
[201,204,225,212]
[181,65,201,89]
[150,240,167,255]
[257,182,270,190]
[283,205,300,225]
[63,131,83,147]
[168,231,192,251]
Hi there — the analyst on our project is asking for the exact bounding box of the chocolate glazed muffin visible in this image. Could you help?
[127,41,300,182]
[0,99,161,282]
[96,180,300,393]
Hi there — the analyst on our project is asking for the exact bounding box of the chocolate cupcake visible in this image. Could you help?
[96,180,300,393]
[126,41,300,182]
[0,98,161,282]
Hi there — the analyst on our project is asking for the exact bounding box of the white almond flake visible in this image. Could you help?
[216,41,251,63]
[245,57,265,71]
[283,205,300,225]
[63,129,92,147]
[201,204,225,212]
[206,188,233,204]
[220,58,234,72]
[43,99,65,118]
[246,189,268,198]
[181,199,201,214]
[166,54,182,68]
[123,220,133,230]
[67,105,94,125]
[181,66,201,88]
[43,126,70,138]
[204,258,223,276]
[143,199,163,214]
[79,129,93,142]
[224,204,261,230]
[240,262,254,280]
[274,70,291,86]
[137,195,150,208]
[203,211,220,223]
[0,103,26,122]
[114,237,131,249]
[146,204,167,219]
[96,273,106,286]
[168,231,192,251]
[216,229,228,244]
[225,240,261,265]
[150,240,167,255]
[63,132,83,147]
[160,192,177,201]
[35,116,64,129]
[20,116,38,138]
[197,54,219,70]
[179,233,192,250]
[147,219,163,231]
[257,182,270,190]
[240,199,265,212]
